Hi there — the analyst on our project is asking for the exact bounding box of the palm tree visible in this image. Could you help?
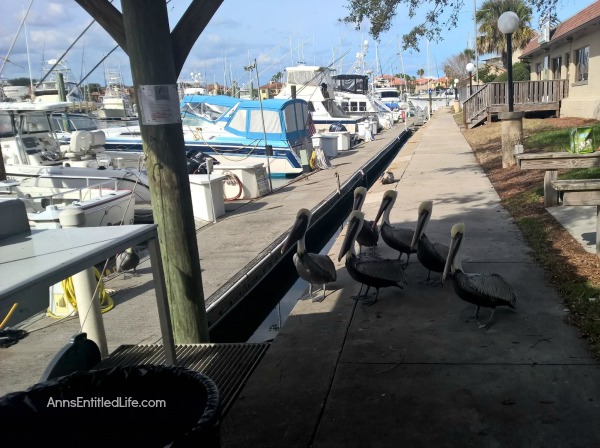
[476,0,535,68]
[416,68,425,78]
[271,71,283,84]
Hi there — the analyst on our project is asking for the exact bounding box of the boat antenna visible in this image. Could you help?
[0,0,34,78]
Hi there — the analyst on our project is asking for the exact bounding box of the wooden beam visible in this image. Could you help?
[171,0,224,77]
[75,0,127,53]
[121,0,209,343]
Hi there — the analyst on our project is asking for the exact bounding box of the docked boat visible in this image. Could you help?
[103,95,313,177]
[0,102,152,205]
[0,177,135,229]
[331,74,395,131]
[96,71,137,120]
[275,65,366,135]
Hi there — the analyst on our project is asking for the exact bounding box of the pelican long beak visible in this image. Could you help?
[410,208,430,250]
[281,213,309,254]
[373,194,392,226]
[338,213,363,261]
[352,191,365,212]
[442,231,463,284]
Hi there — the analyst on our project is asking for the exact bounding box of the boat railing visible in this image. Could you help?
[19,176,123,206]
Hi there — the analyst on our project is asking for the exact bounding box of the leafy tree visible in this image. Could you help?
[493,61,530,82]
[7,77,35,86]
[341,0,555,51]
[271,71,283,83]
[86,83,102,93]
[476,0,535,68]
[477,65,497,83]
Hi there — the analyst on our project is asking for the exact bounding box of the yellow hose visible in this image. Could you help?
[0,303,18,329]
[47,268,115,319]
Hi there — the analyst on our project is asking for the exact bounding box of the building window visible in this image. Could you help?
[552,56,562,79]
[575,46,589,82]
[565,52,570,81]
[535,62,543,80]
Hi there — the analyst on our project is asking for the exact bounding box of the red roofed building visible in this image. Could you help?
[520,0,600,118]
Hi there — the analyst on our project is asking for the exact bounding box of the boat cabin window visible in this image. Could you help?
[0,113,14,137]
[249,109,281,134]
[283,103,305,133]
[17,113,52,135]
[51,114,97,132]
[181,101,235,124]
[229,109,247,133]
[379,91,399,99]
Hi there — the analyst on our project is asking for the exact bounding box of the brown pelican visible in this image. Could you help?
[281,208,337,302]
[338,210,407,305]
[116,247,140,278]
[442,223,517,328]
[410,201,448,285]
[373,190,428,266]
[352,186,379,255]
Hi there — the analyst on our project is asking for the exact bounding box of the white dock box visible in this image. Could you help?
[312,133,338,158]
[213,163,270,199]
[324,131,351,151]
[188,174,226,221]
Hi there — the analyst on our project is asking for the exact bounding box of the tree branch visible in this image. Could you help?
[75,0,127,53]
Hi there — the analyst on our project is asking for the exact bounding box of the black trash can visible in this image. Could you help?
[329,122,347,132]
[0,365,220,448]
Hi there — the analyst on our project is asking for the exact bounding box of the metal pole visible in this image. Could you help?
[507,33,514,112]
[474,0,479,84]
[253,59,273,193]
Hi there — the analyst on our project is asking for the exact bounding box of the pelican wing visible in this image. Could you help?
[354,258,407,284]
[461,272,517,307]
[431,241,449,261]
[390,227,414,245]
[294,252,337,284]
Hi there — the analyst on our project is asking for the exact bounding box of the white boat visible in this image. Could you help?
[33,60,85,104]
[96,71,136,120]
[103,95,313,177]
[331,74,395,131]
[0,101,152,205]
[0,177,135,229]
[275,65,366,136]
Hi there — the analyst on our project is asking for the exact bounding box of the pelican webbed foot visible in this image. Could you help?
[477,308,496,329]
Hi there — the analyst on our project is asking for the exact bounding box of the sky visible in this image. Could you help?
[0,0,587,89]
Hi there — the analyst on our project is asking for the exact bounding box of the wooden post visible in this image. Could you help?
[121,0,209,343]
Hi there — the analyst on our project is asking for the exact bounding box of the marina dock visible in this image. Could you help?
[0,122,409,394]
[2,109,599,447]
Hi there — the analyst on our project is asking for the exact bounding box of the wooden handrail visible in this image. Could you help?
[463,79,569,125]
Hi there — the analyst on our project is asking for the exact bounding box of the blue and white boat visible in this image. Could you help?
[103,95,313,177]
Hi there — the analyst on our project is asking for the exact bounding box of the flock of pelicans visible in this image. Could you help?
[281,187,517,329]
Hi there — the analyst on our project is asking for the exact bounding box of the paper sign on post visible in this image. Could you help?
[138,84,181,125]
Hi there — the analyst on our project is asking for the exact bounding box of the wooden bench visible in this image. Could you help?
[516,152,600,206]
[551,179,600,257]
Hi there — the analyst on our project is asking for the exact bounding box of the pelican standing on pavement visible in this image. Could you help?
[373,190,427,266]
[339,211,407,305]
[411,201,448,285]
[352,186,379,255]
[442,223,517,328]
[281,208,337,302]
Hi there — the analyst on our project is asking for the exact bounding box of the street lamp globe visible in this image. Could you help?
[466,63,475,96]
[466,63,474,74]
[498,11,520,34]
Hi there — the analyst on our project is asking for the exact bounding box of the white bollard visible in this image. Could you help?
[59,208,108,357]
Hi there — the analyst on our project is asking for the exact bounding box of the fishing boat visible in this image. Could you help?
[331,73,395,130]
[275,65,366,135]
[102,95,313,177]
[96,70,136,120]
[0,101,152,205]
[0,177,135,229]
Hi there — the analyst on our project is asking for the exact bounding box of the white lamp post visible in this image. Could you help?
[454,78,459,100]
[498,11,520,112]
[466,63,475,96]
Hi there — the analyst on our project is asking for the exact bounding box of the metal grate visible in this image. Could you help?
[94,342,270,417]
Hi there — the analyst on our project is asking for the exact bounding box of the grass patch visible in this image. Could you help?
[524,128,571,151]
[559,167,600,180]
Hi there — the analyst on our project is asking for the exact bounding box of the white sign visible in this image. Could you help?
[138,84,181,125]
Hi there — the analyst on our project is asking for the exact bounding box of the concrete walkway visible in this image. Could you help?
[222,109,600,447]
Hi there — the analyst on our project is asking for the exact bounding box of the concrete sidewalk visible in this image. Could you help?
[222,109,600,447]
